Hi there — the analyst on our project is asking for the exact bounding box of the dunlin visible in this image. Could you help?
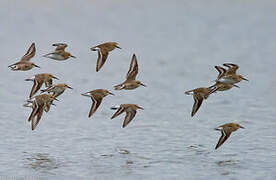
[8,42,40,71]
[185,87,214,117]
[41,83,73,98]
[43,43,76,61]
[90,42,121,72]
[215,123,244,149]
[81,89,114,118]
[216,63,248,84]
[114,54,146,90]
[25,73,59,98]
[27,94,58,130]
[111,104,143,128]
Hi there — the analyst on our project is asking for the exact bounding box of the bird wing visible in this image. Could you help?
[215,66,226,80]
[31,105,44,130]
[29,79,43,98]
[123,110,136,128]
[52,43,67,51]
[88,95,103,118]
[191,96,203,117]
[111,106,125,119]
[215,129,232,149]
[28,101,38,122]
[96,49,109,72]
[126,54,138,80]
[21,43,36,61]
[223,63,239,74]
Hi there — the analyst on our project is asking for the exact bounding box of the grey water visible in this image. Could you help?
[0,0,276,179]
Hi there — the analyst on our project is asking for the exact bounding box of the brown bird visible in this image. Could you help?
[215,123,244,149]
[114,54,146,90]
[43,43,76,61]
[25,73,59,98]
[81,89,114,118]
[111,104,143,128]
[185,87,214,117]
[8,42,40,71]
[216,63,248,84]
[41,83,73,98]
[90,42,121,72]
[27,94,58,130]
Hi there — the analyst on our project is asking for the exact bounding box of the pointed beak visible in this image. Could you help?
[242,77,249,81]
[54,97,59,101]
[138,106,144,110]
[185,91,192,95]
[34,64,40,68]
[90,47,97,51]
[109,92,115,95]
[240,126,245,129]
[71,55,76,58]
[81,93,91,97]
[23,102,32,107]
[233,84,240,88]
[116,45,122,49]
[53,76,59,80]
[141,83,146,87]
[67,86,73,90]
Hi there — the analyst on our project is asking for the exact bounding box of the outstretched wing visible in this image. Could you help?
[53,43,68,51]
[126,54,138,80]
[215,66,226,80]
[123,110,136,128]
[191,96,203,117]
[29,79,43,98]
[88,95,103,118]
[32,106,44,130]
[21,43,36,61]
[111,106,125,119]
[223,63,239,74]
[215,130,231,149]
[96,50,109,72]
[28,101,38,122]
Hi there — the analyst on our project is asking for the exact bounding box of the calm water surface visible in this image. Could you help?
[0,0,276,179]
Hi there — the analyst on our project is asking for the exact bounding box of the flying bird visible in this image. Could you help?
[216,63,248,84]
[8,42,40,71]
[41,83,73,98]
[25,73,59,98]
[43,43,76,61]
[215,123,244,149]
[114,54,146,90]
[81,89,114,118]
[90,42,121,72]
[27,94,58,130]
[111,104,143,128]
[185,87,215,117]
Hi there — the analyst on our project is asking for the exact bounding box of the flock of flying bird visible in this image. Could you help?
[8,42,248,150]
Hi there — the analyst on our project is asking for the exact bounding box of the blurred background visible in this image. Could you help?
[0,0,276,179]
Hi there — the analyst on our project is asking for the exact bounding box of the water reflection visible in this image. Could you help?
[215,159,241,176]
[187,144,210,155]
[216,159,240,167]
[23,152,59,172]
